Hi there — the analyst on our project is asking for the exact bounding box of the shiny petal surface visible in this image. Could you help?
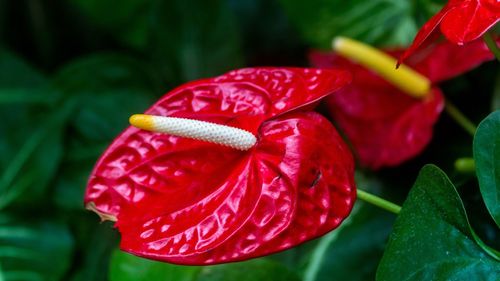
[399,0,500,64]
[85,67,351,218]
[440,0,500,44]
[117,112,355,264]
[401,39,496,83]
[397,2,452,65]
[84,67,355,264]
[310,51,446,169]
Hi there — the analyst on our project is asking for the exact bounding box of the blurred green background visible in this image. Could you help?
[0,0,498,280]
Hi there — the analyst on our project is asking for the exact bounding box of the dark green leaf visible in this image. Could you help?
[377,165,500,281]
[197,259,301,281]
[51,53,161,141]
[473,110,500,227]
[0,100,74,209]
[69,0,150,48]
[0,49,46,87]
[53,143,105,210]
[278,0,417,49]
[303,202,394,281]
[109,250,201,281]
[69,217,118,281]
[109,250,300,281]
[300,171,398,281]
[0,214,74,281]
[0,49,69,209]
[227,0,305,66]
[149,0,243,84]
[412,0,447,23]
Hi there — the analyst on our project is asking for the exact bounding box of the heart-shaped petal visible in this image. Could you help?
[116,112,355,264]
[84,67,355,264]
[310,38,496,169]
[399,0,500,65]
[440,0,499,44]
[85,67,351,217]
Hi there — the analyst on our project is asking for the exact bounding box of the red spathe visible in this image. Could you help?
[310,39,495,169]
[399,0,499,64]
[84,67,356,265]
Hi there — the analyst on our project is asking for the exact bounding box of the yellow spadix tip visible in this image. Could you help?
[129,114,155,131]
[332,36,431,99]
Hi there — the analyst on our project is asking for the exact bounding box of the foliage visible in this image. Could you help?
[377,165,499,280]
[110,250,301,281]
[474,111,500,228]
[0,0,498,280]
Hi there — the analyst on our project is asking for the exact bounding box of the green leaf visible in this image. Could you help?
[51,54,161,209]
[474,110,500,227]
[109,250,300,281]
[109,250,200,281]
[413,0,447,22]
[53,143,105,210]
[227,0,305,66]
[300,171,400,281]
[68,216,118,281]
[278,0,417,49]
[0,100,74,209]
[377,165,500,280]
[149,0,243,84]
[197,259,301,281]
[303,202,395,281]
[0,49,46,87]
[51,54,161,140]
[69,0,150,48]
[0,49,69,209]
[66,0,243,84]
[0,214,74,281]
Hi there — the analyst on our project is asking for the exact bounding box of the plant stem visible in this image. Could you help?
[483,32,500,62]
[454,157,475,173]
[357,189,401,215]
[444,100,477,136]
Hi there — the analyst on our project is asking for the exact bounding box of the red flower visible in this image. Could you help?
[399,0,500,64]
[310,39,495,169]
[84,68,356,265]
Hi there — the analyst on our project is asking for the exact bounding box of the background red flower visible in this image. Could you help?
[399,0,499,64]
[310,39,495,169]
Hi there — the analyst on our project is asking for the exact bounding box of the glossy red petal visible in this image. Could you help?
[328,88,444,169]
[310,52,445,169]
[440,0,500,44]
[405,39,496,83]
[84,67,355,264]
[213,68,352,120]
[397,2,453,66]
[398,0,500,65]
[84,67,351,218]
[116,112,355,264]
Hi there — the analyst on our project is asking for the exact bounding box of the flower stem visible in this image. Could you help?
[444,100,477,136]
[357,189,401,215]
[483,32,500,62]
[454,157,475,173]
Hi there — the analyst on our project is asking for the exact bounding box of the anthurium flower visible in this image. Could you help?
[399,0,500,64]
[310,38,495,169]
[84,67,356,265]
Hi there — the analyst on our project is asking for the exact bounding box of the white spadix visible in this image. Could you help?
[129,114,257,151]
